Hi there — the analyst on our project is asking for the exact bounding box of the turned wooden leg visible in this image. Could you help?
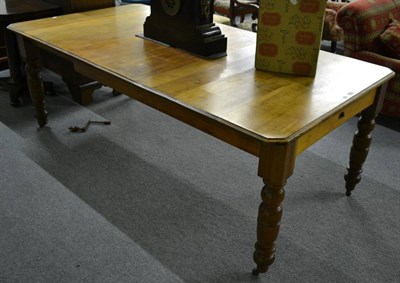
[3,27,27,106]
[25,59,47,127]
[8,77,27,106]
[22,38,47,127]
[253,141,297,275]
[344,83,387,196]
[253,178,286,275]
[344,105,377,196]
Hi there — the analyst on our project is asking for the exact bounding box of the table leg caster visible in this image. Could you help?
[112,89,121,96]
[252,268,260,276]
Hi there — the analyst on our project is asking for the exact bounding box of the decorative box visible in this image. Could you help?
[255,0,326,76]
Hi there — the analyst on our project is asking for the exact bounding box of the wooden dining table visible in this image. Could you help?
[8,4,394,275]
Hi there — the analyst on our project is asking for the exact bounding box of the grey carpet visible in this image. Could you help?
[0,61,399,283]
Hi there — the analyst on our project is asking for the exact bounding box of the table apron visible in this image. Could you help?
[295,88,378,155]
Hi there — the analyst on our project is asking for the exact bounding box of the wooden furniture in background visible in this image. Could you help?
[0,0,62,105]
[322,1,348,53]
[118,0,150,5]
[8,5,394,276]
[38,0,116,105]
[0,20,8,70]
[42,0,115,13]
[213,0,258,29]
[0,0,115,106]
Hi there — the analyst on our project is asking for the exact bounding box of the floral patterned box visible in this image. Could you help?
[255,0,326,76]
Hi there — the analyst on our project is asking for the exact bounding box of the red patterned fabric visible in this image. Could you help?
[322,2,347,42]
[379,19,400,59]
[337,0,400,117]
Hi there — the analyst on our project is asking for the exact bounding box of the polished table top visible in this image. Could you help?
[8,4,394,154]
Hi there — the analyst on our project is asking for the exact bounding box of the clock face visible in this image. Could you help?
[161,0,181,16]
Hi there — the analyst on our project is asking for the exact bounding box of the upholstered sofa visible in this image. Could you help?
[337,0,400,117]
[322,1,348,53]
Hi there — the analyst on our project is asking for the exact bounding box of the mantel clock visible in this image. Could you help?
[143,0,227,58]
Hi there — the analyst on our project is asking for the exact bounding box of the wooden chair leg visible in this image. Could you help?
[330,41,337,53]
[230,15,237,27]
